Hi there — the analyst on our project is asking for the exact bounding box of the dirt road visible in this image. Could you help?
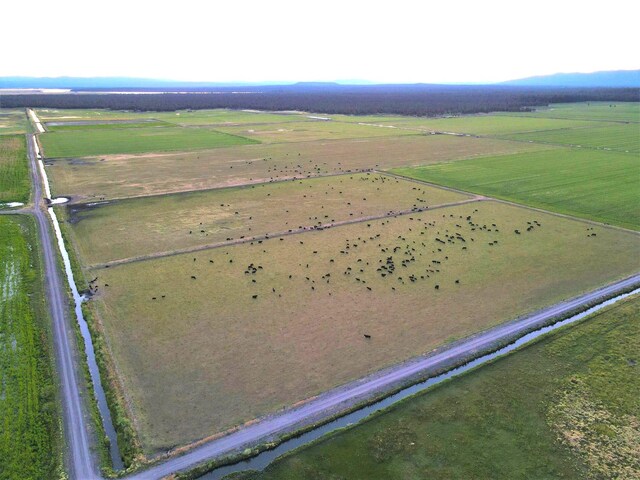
[25,133,100,479]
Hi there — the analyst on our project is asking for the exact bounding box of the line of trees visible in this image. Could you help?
[1,84,637,115]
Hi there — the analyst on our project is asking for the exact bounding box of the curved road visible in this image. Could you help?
[129,273,640,480]
[26,134,100,480]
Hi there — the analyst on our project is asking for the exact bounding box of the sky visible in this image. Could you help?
[2,0,638,84]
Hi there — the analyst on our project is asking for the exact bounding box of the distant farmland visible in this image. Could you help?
[39,103,639,467]
[504,123,640,153]
[86,201,639,452]
[0,135,30,203]
[348,115,610,136]
[392,148,640,230]
[496,101,640,123]
[39,125,258,157]
[46,135,548,201]
[0,108,31,135]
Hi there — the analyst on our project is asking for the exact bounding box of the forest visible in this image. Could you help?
[2,84,638,115]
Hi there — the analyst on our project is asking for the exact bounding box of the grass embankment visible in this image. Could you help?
[0,135,30,204]
[87,201,639,453]
[65,174,469,266]
[39,125,258,158]
[228,295,640,480]
[392,148,640,230]
[0,216,61,479]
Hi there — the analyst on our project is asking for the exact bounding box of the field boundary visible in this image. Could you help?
[88,195,482,269]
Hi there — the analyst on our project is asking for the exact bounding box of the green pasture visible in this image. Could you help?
[0,216,60,479]
[505,123,640,153]
[392,148,640,230]
[497,102,640,123]
[0,108,30,135]
[39,125,258,157]
[0,135,30,204]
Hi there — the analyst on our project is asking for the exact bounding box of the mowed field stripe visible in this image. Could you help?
[89,197,484,269]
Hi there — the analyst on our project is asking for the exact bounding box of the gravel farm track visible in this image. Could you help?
[18,110,640,480]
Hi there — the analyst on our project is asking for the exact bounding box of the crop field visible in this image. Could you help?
[392,148,640,230]
[234,294,640,480]
[0,108,30,135]
[62,174,470,266]
[214,120,419,143]
[332,115,610,136]
[46,135,548,201]
[39,125,258,158]
[497,101,640,123]
[0,216,60,479]
[505,123,640,153]
[85,201,639,452]
[0,135,30,204]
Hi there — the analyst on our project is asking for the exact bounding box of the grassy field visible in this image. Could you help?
[229,294,640,480]
[46,135,549,201]
[0,135,30,204]
[497,101,640,123]
[505,123,640,153]
[35,108,313,126]
[62,174,470,266]
[45,120,172,131]
[0,216,60,479]
[39,125,258,158]
[85,201,639,453]
[392,148,640,230]
[214,120,419,143]
[0,108,30,135]
[333,115,610,136]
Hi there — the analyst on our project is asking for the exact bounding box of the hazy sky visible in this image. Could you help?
[3,0,638,83]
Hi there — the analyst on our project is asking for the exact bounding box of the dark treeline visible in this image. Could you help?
[1,84,638,116]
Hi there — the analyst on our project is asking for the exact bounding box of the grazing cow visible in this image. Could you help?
[191,276,197,279]
[252,295,258,299]
[364,334,371,339]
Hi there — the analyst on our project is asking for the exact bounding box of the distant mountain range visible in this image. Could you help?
[500,69,640,87]
[0,70,638,90]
